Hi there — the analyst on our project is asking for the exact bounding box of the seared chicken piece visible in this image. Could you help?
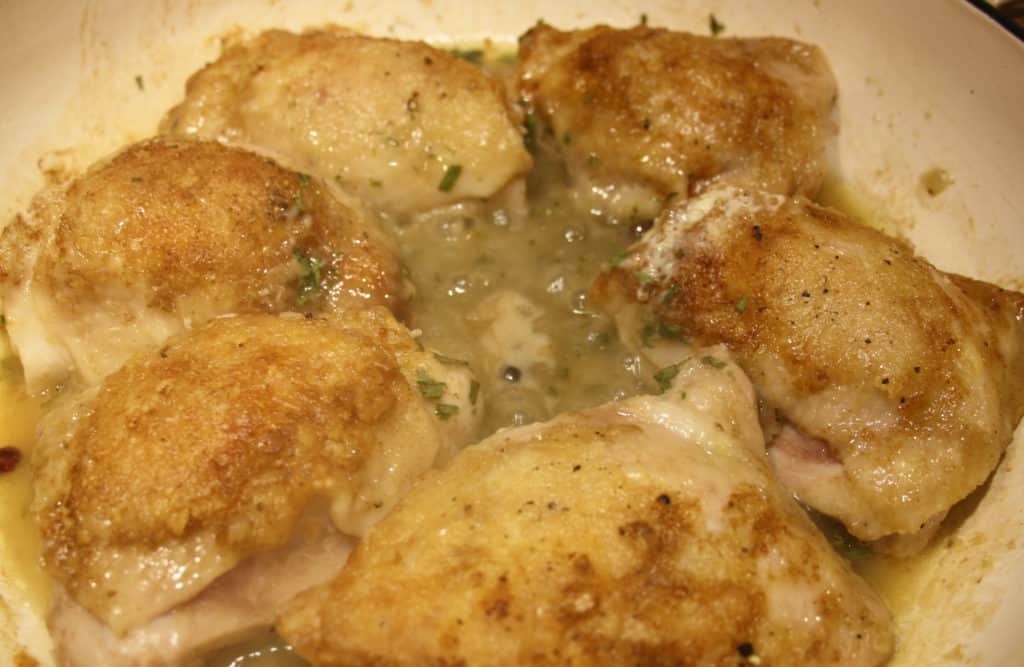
[0,137,403,394]
[279,350,894,667]
[32,309,481,666]
[592,186,1024,548]
[162,28,532,220]
[517,24,836,221]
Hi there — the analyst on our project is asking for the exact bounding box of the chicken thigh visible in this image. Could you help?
[162,28,532,220]
[278,349,893,667]
[32,308,481,666]
[516,24,836,222]
[591,186,1024,549]
[0,137,403,394]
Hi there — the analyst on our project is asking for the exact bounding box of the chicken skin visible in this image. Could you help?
[162,28,532,220]
[279,349,893,667]
[31,309,481,666]
[0,137,403,394]
[591,186,1024,549]
[516,24,836,222]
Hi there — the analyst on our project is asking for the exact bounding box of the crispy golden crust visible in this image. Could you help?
[0,137,401,316]
[517,25,835,203]
[592,187,1024,540]
[162,28,531,218]
[32,310,455,631]
[279,367,893,667]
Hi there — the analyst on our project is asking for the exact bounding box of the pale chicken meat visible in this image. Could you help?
[591,186,1024,549]
[278,350,894,667]
[516,24,836,221]
[31,309,481,666]
[0,137,403,394]
[161,28,532,220]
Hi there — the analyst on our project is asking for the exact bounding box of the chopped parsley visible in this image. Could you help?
[298,173,311,186]
[524,112,538,148]
[435,403,460,420]
[701,355,727,369]
[293,249,324,304]
[293,191,305,214]
[438,164,463,192]
[653,364,681,392]
[709,13,726,36]
[662,282,681,304]
[735,296,748,313]
[562,130,572,145]
[134,75,144,91]
[586,153,600,168]
[609,250,628,266]
[416,369,448,399]
[369,178,383,188]
[434,352,469,366]
[633,270,654,285]
[470,380,480,406]
[679,390,687,400]
[450,48,484,64]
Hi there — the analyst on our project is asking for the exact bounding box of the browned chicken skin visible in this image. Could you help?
[162,28,532,219]
[516,24,836,221]
[279,350,893,667]
[592,186,1024,547]
[0,137,403,393]
[31,309,481,665]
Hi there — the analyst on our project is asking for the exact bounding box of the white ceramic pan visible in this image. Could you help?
[0,1,1021,665]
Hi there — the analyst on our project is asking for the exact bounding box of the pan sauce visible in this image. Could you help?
[0,45,989,667]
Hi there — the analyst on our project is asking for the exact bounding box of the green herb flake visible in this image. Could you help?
[586,153,600,169]
[709,13,726,36]
[829,532,874,561]
[385,135,400,147]
[134,75,145,91]
[633,270,654,285]
[653,364,681,392]
[450,48,484,64]
[434,352,469,366]
[640,323,658,349]
[658,321,684,340]
[662,282,681,304]
[298,173,311,186]
[294,191,305,214]
[524,112,538,148]
[609,250,628,267]
[562,130,572,145]
[735,296,748,313]
[293,249,324,304]
[435,403,460,420]
[701,355,727,369]
[679,390,687,400]
[416,368,448,399]
[438,164,463,192]
[640,13,649,26]
[369,178,383,188]
[469,380,481,405]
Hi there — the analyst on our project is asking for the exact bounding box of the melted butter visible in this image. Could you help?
[0,330,48,616]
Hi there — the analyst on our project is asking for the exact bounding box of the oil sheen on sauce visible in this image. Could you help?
[0,48,958,667]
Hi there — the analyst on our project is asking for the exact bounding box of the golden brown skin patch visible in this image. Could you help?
[0,137,403,391]
[32,309,477,636]
[592,186,1024,544]
[162,28,532,219]
[516,24,836,221]
[279,354,893,667]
